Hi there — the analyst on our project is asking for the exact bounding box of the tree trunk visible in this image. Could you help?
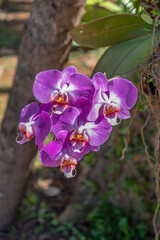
[0,0,8,9]
[0,0,85,230]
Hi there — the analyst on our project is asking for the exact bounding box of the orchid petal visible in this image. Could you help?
[108,78,138,109]
[87,103,102,122]
[83,118,112,146]
[52,107,80,135]
[39,102,53,114]
[40,142,62,167]
[61,66,77,87]
[34,111,51,145]
[33,70,62,103]
[92,72,108,91]
[20,102,39,123]
[67,73,95,103]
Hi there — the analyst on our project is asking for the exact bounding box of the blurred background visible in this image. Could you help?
[0,0,159,239]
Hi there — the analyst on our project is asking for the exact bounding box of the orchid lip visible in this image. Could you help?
[50,90,69,105]
[17,121,35,144]
[60,155,77,178]
[103,104,121,117]
[70,130,88,153]
[52,104,68,114]
[50,90,69,114]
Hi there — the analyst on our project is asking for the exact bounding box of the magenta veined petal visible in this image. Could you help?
[40,141,62,167]
[92,72,108,92]
[34,111,51,145]
[87,103,102,122]
[51,106,80,135]
[66,73,95,103]
[60,66,77,88]
[81,118,112,146]
[108,78,138,109]
[33,69,62,103]
[20,102,39,123]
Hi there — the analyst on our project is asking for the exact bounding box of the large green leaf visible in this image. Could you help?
[92,35,152,78]
[71,14,151,48]
[82,5,112,23]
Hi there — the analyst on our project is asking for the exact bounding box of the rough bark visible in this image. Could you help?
[0,0,85,230]
[0,0,8,9]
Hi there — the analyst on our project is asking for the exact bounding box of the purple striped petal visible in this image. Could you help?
[39,102,53,114]
[108,78,138,109]
[20,102,39,122]
[33,69,62,103]
[67,73,95,103]
[92,72,108,91]
[51,107,80,135]
[61,66,77,87]
[83,118,112,146]
[87,103,102,122]
[40,141,62,167]
[34,111,51,145]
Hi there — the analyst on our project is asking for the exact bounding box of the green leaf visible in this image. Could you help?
[141,13,153,25]
[151,10,160,16]
[82,5,112,23]
[92,35,152,79]
[71,14,151,48]
[147,78,153,83]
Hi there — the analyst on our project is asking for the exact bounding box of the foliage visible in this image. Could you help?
[71,0,157,79]
[8,191,152,240]
[92,35,152,78]
[55,201,152,240]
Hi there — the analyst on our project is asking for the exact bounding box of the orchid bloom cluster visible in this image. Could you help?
[16,66,138,178]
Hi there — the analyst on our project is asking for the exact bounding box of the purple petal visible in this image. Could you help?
[74,98,91,125]
[108,78,138,109]
[67,73,95,103]
[56,130,68,145]
[84,118,112,146]
[39,102,53,113]
[34,111,51,145]
[58,106,80,125]
[61,66,77,88]
[51,112,61,129]
[51,107,79,135]
[90,145,100,152]
[87,103,102,122]
[40,141,62,167]
[92,72,108,91]
[20,102,39,122]
[33,69,62,103]
[70,146,89,161]
[119,107,130,119]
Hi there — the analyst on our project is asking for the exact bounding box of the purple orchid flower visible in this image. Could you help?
[40,130,84,178]
[51,98,112,155]
[16,102,51,145]
[33,66,95,114]
[87,73,138,125]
